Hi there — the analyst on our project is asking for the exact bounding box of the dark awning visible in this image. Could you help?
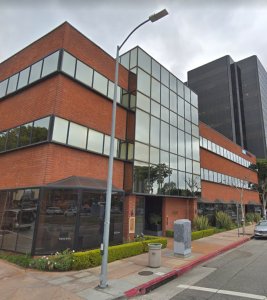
[46,176,124,193]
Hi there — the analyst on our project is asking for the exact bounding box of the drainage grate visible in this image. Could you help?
[138,271,154,276]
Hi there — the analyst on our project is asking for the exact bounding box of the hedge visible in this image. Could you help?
[165,228,217,240]
[72,237,167,270]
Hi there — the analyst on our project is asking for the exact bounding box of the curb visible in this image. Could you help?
[124,236,251,298]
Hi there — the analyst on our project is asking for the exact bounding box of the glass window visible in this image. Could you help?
[170,111,177,127]
[193,161,200,175]
[17,67,30,89]
[178,171,186,190]
[191,91,198,108]
[170,74,177,93]
[68,122,87,149]
[150,146,159,165]
[191,106,198,125]
[133,161,149,193]
[137,68,150,96]
[170,91,177,113]
[161,84,169,108]
[178,130,185,156]
[61,51,76,77]
[152,59,160,81]
[202,137,208,149]
[186,159,192,174]
[170,154,177,169]
[192,137,200,161]
[203,169,209,180]
[103,136,118,157]
[209,170,214,182]
[150,116,160,147]
[75,60,93,87]
[19,122,32,147]
[184,86,191,102]
[135,142,149,162]
[138,48,151,74]
[136,92,150,113]
[161,67,169,87]
[160,150,169,166]
[178,96,184,117]
[32,117,50,143]
[120,52,130,69]
[161,121,169,151]
[6,127,19,150]
[178,116,184,131]
[108,81,121,103]
[177,80,184,98]
[185,101,191,120]
[185,120,191,134]
[29,60,43,84]
[161,106,169,123]
[170,125,177,154]
[136,109,150,143]
[130,48,137,69]
[119,142,127,160]
[128,143,134,160]
[41,51,59,77]
[151,78,160,102]
[185,133,192,158]
[52,117,69,144]
[0,79,8,98]
[93,71,108,95]
[87,129,104,153]
[0,131,7,152]
[151,100,160,118]
[7,73,19,94]
[192,124,199,137]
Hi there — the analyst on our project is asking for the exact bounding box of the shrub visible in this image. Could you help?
[165,230,174,237]
[215,211,233,230]
[0,253,32,268]
[254,213,261,223]
[245,212,255,223]
[193,215,209,231]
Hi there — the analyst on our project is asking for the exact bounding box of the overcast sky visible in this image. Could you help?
[1,0,267,82]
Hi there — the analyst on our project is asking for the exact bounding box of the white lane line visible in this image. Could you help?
[177,284,267,300]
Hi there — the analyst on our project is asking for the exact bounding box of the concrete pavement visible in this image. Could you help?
[0,225,255,300]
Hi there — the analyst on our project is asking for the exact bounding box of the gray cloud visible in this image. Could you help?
[1,0,267,82]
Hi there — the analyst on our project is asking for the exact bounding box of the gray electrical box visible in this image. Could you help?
[173,219,191,256]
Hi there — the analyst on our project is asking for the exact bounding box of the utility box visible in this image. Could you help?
[173,219,191,256]
[148,243,162,268]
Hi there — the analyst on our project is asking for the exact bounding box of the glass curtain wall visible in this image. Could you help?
[0,189,39,253]
[120,47,201,196]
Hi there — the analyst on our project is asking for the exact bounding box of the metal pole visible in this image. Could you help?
[99,45,120,289]
[236,203,240,237]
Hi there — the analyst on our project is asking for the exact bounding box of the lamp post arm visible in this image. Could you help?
[119,19,150,50]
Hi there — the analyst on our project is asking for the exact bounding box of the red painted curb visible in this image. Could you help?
[124,236,251,298]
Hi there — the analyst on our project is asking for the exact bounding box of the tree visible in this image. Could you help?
[185,175,201,197]
[150,163,172,193]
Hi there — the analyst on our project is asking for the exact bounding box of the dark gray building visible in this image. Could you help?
[187,55,267,158]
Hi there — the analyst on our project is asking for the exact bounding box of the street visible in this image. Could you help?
[133,238,267,300]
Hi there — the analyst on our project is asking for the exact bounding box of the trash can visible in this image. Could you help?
[148,243,162,268]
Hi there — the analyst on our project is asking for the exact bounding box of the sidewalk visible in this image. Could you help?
[0,225,255,300]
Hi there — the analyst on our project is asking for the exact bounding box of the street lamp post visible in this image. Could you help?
[99,9,168,289]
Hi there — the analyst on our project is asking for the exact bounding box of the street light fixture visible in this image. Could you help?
[99,9,168,289]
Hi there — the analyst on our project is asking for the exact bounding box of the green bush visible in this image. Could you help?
[0,253,32,268]
[165,230,174,237]
[245,212,255,223]
[216,211,233,230]
[193,215,210,231]
[254,213,261,223]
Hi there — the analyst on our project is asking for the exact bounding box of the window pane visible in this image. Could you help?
[151,78,160,102]
[0,132,7,152]
[178,130,185,156]
[137,69,150,96]
[170,154,177,169]
[170,74,177,93]
[170,91,177,113]
[152,59,160,81]
[185,120,191,134]
[41,51,59,77]
[185,101,191,121]
[32,117,50,143]
[151,100,160,118]
[87,129,104,153]
[191,91,198,108]
[161,84,169,108]
[177,80,184,98]
[68,122,87,149]
[7,73,19,94]
[135,142,149,162]
[130,48,137,69]
[136,92,150,113]
[170,125,177,154]
[19,122,32,147]
[161,121,169,151]
[29,60,43,83]
[76,60,93,87]
[61,51,76,77]
[178,116,185,131]
[178,156,185,171]
[138,48,151,74]
[178,97,184,117]
[108,81,121,103]
[185,133,192,158]
[161,106,169,123]
[6,127,19,150]
[186,158,192,173]
[120,52,130,69]
[135,109,149,143]
[170,111,177,127]
[52,117,69,143]
[150,146,159,165]
[184,86,191,102]
[0,79,8,98]
[17,68,30,89]
[103,136,118,156]
[161,67,169,87]
[133,162,149,193]
[160,150,169,166]
[150,116,160,147]
[93,71,108,95]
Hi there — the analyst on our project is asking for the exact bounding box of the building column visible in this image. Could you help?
[123,194,136,242]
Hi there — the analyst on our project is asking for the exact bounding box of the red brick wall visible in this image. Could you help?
[0,144,124,189]
[123,194,136,241]
[162,197,197,232]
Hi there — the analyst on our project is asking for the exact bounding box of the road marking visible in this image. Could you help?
[177,284,267,299]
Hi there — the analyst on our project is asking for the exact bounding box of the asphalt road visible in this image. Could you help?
[134,238,267,300]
